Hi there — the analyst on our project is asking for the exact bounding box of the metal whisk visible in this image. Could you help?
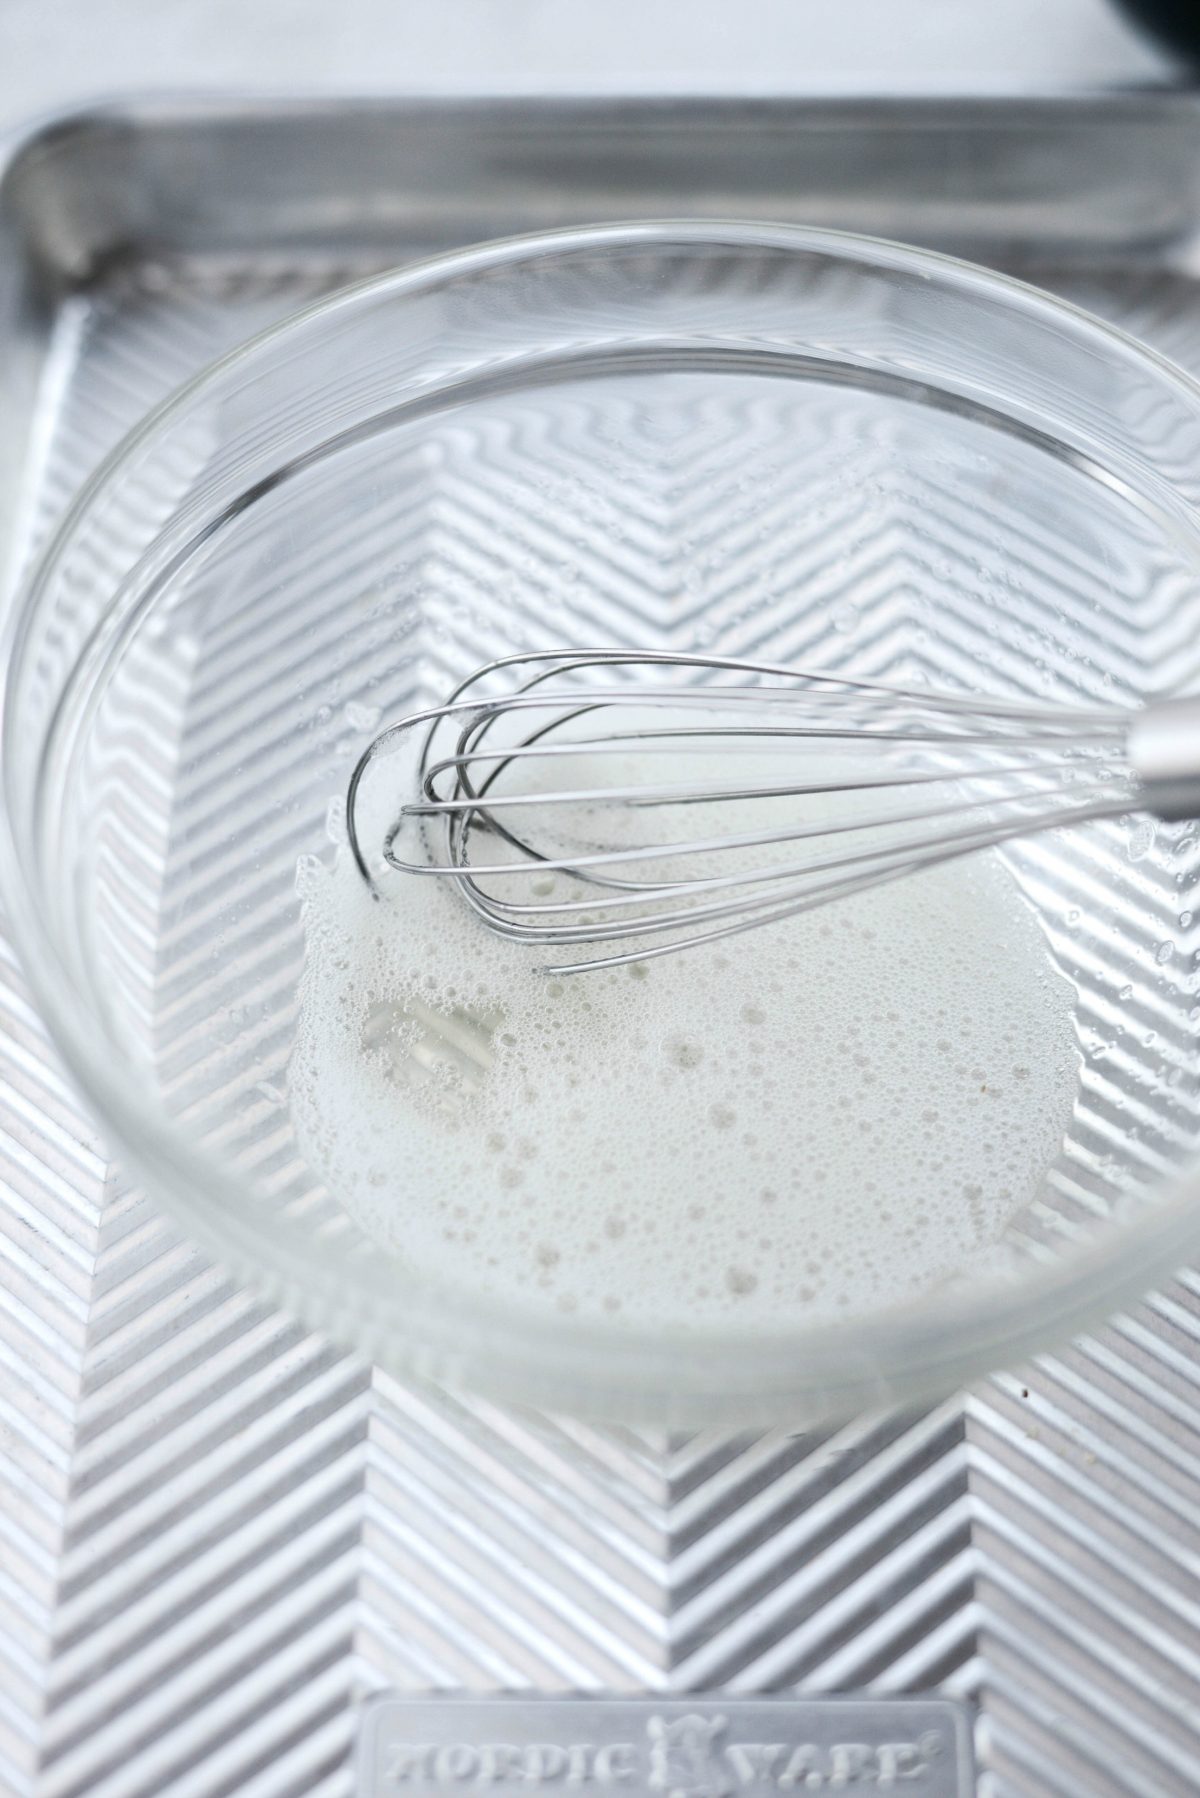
[346,650,1200,974]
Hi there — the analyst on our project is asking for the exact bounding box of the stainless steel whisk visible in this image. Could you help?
[346,650,1200,975]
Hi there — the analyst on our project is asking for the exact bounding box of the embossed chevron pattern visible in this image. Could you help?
[0,945,106,1798]
[3,249,1200,1798]
[966,1278,1200,1798]
[36,1186,370,1798]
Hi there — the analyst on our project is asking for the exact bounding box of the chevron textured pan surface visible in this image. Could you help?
[2,255,1200,1798]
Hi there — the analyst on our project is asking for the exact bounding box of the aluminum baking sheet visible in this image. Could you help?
[3,96,1200,1798]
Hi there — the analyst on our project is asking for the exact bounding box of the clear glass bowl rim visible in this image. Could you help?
[5,217,1200,1421]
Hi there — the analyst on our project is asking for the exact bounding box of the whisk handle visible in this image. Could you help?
[1128,695,1200,821]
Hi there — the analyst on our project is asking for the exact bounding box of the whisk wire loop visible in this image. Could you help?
[345,648,1183,974]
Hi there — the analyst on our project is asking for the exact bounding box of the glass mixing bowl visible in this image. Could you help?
[4,222,1200,1423]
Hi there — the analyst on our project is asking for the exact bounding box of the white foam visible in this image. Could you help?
[289,765,1079,1331]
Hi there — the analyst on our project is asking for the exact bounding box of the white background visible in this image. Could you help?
[0,0,1182,134]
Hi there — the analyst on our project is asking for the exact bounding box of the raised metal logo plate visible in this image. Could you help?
[358,1695,975,1795]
